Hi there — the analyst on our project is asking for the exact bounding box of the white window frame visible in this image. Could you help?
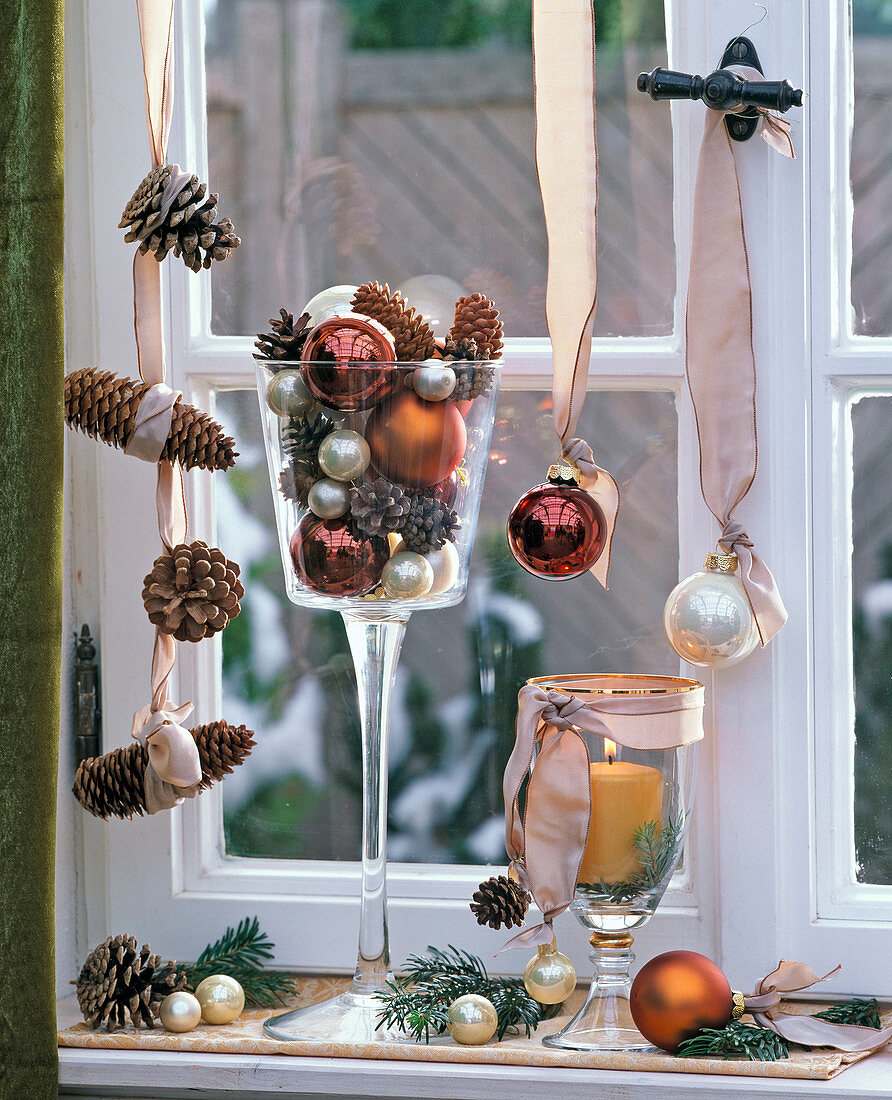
[67,0,891,994]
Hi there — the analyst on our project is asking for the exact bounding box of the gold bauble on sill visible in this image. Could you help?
[523,944,577,1005]
[195,974,245,1024]
[159,991,202,1033]
[446,993,499,1045]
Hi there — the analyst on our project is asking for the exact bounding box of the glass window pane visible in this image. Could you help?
[216,387,679,863]
[851,395,892,885]
[204,0,673,339]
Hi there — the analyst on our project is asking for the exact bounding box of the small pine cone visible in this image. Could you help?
[449,364,496,402]
[76,934,188,1031]
[65,367,237,472]
[450,293,504,359]
[352,281,436,361]
[400,493,460,554]
[281,411,334,468]
[254,309,312,362]
[441,336,479,362]
[120,166,240,273]
[470,875,531,931]
[72,722,256,820]
[279,462,316,506]
[142,540,244,643]
[350,477,411,537]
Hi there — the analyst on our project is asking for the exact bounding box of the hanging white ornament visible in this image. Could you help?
[523,943,577,1005]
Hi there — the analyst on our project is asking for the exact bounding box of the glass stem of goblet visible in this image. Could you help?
[342,610,409,998]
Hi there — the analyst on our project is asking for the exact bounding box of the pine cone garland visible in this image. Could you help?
[281,411,334,468]
[254,309,313,362]
[449,364,496,402]
[351,281,436,361]
[72,722,256,820]
[450,293,504,359]
[142,541,244,642]
[119,166,241,273]
[76,934,188,1031]
[400,493,460,554]
[470,875,531,931]
[65,367,238,472]
[350,477,411,537]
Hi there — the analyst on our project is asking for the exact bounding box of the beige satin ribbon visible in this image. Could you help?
[131,701,201,814]
[744,961,892,1053]
[500,681,704,950]
[123,381,179,463]
[686,69,789,644]
[532,0,620,589]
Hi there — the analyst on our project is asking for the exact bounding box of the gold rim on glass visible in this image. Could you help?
[526,673,702,695]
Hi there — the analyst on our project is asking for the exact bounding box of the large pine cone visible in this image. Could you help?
[254,309,312,362]
[143,541,243,642]
[65,367,237,472]
[400,493,460,554]
[450,293,504,359]
[119,165,240,273]
[351,281,436,361]
[350,477,411,537]
[470,875,531,931]
[76,934,187,1031]
[281,411,334,468]
[72,721,256,820]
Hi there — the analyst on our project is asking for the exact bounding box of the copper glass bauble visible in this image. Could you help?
[507,482,606,579]
[366,390,467,488]
[630,951,733,1052]
[301,313,398,412]
[290,514,388,597]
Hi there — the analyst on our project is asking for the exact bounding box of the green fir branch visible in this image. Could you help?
[676,1021,789,1061]
[183,916,299,1008]
[577,814,685,903]
[813,998,882,1029]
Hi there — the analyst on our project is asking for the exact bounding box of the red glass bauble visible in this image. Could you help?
[301,312,398,413]
[290,514,388,597]
[507,482,605,579]
[365,390,467,489]
[630,951,734,1053]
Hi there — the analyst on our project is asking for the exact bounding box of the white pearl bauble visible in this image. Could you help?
[381,551,434,599]
[194,974,245,1025]
[663,569,759,667]
[318,429,371,482]
[446,993,499,1045]
[523,945,577,1005]
[159,991,202,1033]
[399,274,464,337]
[419,541,460,595]
[265,370,316,417]
[412,364,456,402]
[301,284,359,327]
[308,478,351,519]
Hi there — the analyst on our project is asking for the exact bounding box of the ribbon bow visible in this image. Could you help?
[131,699,201,814]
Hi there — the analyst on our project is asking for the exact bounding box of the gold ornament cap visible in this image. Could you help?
[704,551,738,574]
[547,459,582,485]
[731,989,746,1020]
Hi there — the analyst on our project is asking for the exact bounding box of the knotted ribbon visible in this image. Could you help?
[686,68,789,644]
[501,679,704,950]
[532,0,620,588]
[744,961,892,1053]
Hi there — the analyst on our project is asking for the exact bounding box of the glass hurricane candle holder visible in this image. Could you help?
[255,359,501,1041]
[528,674,702,1053]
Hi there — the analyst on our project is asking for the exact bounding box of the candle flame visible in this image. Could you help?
[604,738,618,764]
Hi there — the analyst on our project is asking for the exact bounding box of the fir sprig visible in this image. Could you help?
[184,916,298,1008]
[375,945,547,1043]
[577,815,685,904]
[676,1021,789,1061]
[813,998,882,1029]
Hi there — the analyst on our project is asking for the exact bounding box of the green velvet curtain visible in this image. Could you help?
[0,0,64,1096]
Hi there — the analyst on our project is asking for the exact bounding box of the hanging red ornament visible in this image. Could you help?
[289,514,388,597]
[365,390,467,489]
[507,463,606,580]
[301,312,398,413]
[629,950,740,1053]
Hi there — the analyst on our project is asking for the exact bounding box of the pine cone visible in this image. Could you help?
[441,336,479,362]
[76,934,188,1031]
[143,541,243,642]
[350,477,411,537]
[400,493,460,554]
[254,309,312,362]
[470,875,531,931]
[65,367,238,472]
[281,411,334,468]
[449,364,496,402]
[451,293,504,359]
[351,281,436,361]
[72,722,256,820]
[279,463,316,506]
[119,165,240,273]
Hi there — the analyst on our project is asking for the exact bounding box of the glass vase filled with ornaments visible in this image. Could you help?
[254,283,502,1041]
[528,674,702,1053]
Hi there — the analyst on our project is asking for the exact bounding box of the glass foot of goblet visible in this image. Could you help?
[264,988,400,1043]
[542,931,656,1052]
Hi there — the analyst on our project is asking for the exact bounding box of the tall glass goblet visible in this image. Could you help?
[255,358,501,1041]
[528,674,702,1052]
